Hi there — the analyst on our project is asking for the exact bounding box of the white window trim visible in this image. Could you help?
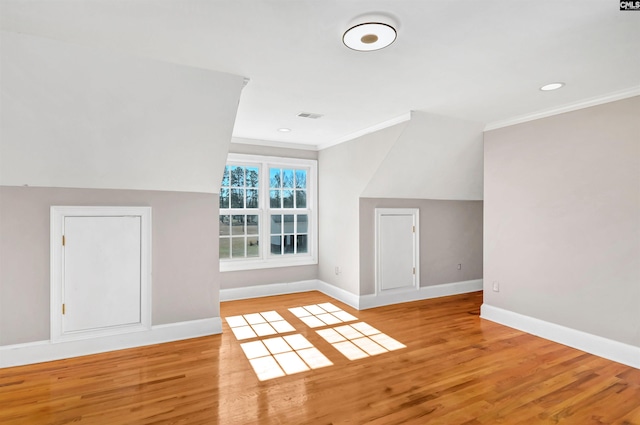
[220,153,318,272]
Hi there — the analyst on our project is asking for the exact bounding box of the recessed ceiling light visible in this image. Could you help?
[540,82,565,91]
[343,22,397,52]
[278,128,291,132]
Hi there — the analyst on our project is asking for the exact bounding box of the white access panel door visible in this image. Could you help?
[51,206,151,342]
[376,209,419,292]
[63,216,142,333]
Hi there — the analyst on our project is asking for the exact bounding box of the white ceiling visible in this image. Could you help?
[2,0,639,150]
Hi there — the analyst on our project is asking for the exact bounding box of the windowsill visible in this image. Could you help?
[220,256,317,272]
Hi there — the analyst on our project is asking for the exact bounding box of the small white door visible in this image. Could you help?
[376,209,419,292]
[63,216,142,333]
[51,206,151,342]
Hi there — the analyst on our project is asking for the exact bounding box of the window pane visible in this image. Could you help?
[246,167,259,188]
[247,236,259,257]
[282,169,294,188]
[221,166,230,187]
[220,188,230,209]
[295,170,306,189]
[283,215,294,233]
[219,215,230,236]
[232,237,245,257]
[231,166,245,187]
[271,236,281,254]
[270,190,281,208]
[231,189,244,208]
[246,189,258,208]
[283,235,295,253]
[270,168,281,188]
[297,235,308,253]
[247,215,259,235]
[295,190,306,208]
[232,215,246,235]
[283,190,294,208]
[219,238,230,259]
[297,215,308,233]
[270,215,281,234]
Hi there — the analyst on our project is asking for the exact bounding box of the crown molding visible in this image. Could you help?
[484,86,640,131]
[232,112,412,152]
[230,137,318,151]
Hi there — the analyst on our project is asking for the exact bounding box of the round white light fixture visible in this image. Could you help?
[540,82,565,91]
[343,22,397,51]
[277,128,291,132]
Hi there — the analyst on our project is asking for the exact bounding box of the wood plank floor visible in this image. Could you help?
[1,291,639,424]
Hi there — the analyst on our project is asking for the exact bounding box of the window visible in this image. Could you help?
[219,154,317,271]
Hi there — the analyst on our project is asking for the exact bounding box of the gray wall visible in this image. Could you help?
[484,96,640,347]
[360,198,483,295]
[318,124,406,294]
[0,30,242,347]
[318,112,484,296]
[220,265,318,290]
[0,186,220,346]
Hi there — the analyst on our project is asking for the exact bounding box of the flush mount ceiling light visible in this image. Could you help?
[540,82,565,91]
[277,128,291,132]
[343,14,398,52]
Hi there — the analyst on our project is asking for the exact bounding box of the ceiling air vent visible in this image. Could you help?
[297,112,323,119]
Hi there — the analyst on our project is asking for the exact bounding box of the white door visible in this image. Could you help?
[63,216,141,333]
[376,209,419,292]
[51,206,151,342]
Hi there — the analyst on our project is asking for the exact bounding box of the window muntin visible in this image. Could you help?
[219,154,317,271]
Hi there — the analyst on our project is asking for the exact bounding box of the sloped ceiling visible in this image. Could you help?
[1,0,639,149]
[0,31,245,192]
[362,111,484,200]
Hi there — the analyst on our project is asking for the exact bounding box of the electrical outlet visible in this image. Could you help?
[492,281,500,292]
[457,263,462,270]
[335,266,341,275]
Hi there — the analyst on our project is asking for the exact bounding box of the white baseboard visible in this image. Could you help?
[220,278,482,311]
[220,280,317,302]
[220,279,361,309]
[481,304,640,370]
[315,280,361,309]
[359,279,483,309]
[0,317,222,369]
[2,279,481,368]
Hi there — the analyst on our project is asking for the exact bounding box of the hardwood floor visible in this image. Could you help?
[1,291,639,424]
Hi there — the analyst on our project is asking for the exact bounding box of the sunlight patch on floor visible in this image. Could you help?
[226,310,296,340]
[288,303,358,328]
[240,334,333,381]
[316,322,406,360]
[226,305,405,381]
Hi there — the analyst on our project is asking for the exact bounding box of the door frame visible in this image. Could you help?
[374,208,420,295]
[50,206,152,343]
